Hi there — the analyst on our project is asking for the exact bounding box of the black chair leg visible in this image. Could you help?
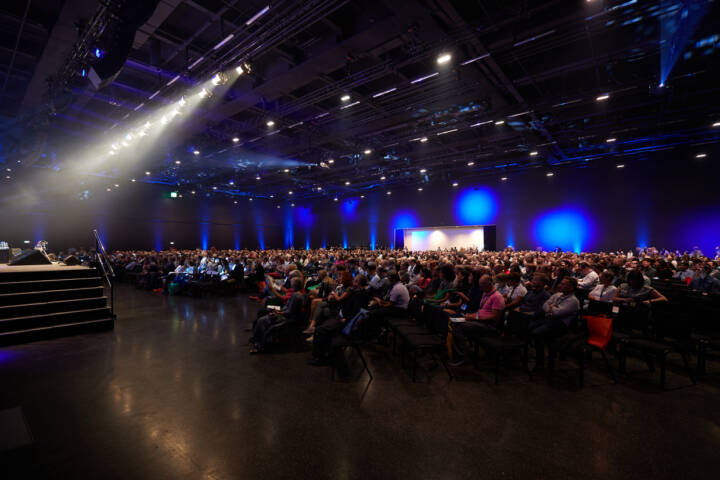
[600,349,616,383]
[680,350,696,385]
[354,345,373,380]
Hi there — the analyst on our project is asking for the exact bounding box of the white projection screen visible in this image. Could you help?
[403,226,485,251]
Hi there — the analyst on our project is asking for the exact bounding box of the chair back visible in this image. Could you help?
[588,299,613,315]
[505,310,531,341]
[585,315,613,350]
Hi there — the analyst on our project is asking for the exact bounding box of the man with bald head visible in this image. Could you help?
[449,274,504,366]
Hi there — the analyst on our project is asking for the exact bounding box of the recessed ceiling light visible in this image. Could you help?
[131,179,136,182]
[232,137,239,143]
[452,182,458,187]
[546,172,554,177]
[145,171,151,175]
[494,120,505,125]
[256,175,261,180]
[340,94,350,101]
[363,149,372,155]
[419,169,426,173]
[380,176,386,180]
[191,190,196,194]
[234,201,238,204]
[334,197,338,201]
[193,150,200,155]
[288,190,293,195]
[606,138,616,143]
[317,187,322,191]
[713,122,720,127]
[420,137,428,142]
[266,120,275,127]
[291,203,295,207]
[596,94,610,101]
[360,195,365,198]
[175,160,181,164]
[437,53,452,64]
[229,181,234,185]
[616,164,625,168]
[696,153,707,158]
[212,186,217,190]
[345,181,351,185]
[386,191,391,195]
[417,187,423,191]
[328,159,334,164]
[529,151,538,156]
[501,177,507,181]
[283,169,289,173]
[467,161,474,166]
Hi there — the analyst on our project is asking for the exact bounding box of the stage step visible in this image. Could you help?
[0,267,100,283]
[0,307,113,334]
[0,317,114,346]
[0,297,108,320]
[0,286,105,306]
[0,277,103,294]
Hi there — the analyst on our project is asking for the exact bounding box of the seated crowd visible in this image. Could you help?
[50,245,719,375]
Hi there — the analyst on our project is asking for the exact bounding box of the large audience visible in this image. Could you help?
[55,245,720,375]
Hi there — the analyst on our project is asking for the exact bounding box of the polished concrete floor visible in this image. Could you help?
[1,284,719,479]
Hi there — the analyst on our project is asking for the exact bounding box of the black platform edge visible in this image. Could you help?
[0,316,115,346]
[0,267,100,282]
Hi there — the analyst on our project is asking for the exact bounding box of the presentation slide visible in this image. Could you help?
[403,226,485,251]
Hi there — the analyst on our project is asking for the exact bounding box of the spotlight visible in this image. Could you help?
[452,182,459,187]
[386,191,392,195]
[193,150,200,155]
[266,120,275,127]
[417,187,423,191]
[288,190,293,195]
[283,168,289,173]
[291,203,295,207]
[229,181,234,185]
[235,65,245,75]
[606,138,616,143]
[360,195,365,199]
[436,53,452,64]
[494,120,505,125]
[191,190,196,194]
[696,153,707,158]
[345,181,351,185]
[363,149,372,155]
[467,161,474,166]
[328,159,334,164]
[212,186,217,190]
[420,137,428,142]
[341,94,350,101]
[334,197,338,202]
[546,172,554,177]
[108,150,116,155]
[596,94,610,101]
[529,151,538,156]
[232,137,239,143]
[211,72,228,85]
[380,176,386,180]
[138,130,147,137]
[144,121,151,129]
[161,115,168,124]
[713,122,720,127]
[178,96,186,107]
[419,169,427,173]
[234,200,238,204]
[175,160,181,164]
[145,171,151,175]
[616,164,625,168]
[501,177,508,181]
[256,175,261,180]
[317,187,322,191]
[114,184,119,188]
[107,188,111,192]
[131,179,136,182]
[198,88,209,98]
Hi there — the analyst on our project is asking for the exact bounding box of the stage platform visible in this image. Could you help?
[0,262,114,345]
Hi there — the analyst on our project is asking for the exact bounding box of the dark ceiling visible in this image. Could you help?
[1,0,719,202]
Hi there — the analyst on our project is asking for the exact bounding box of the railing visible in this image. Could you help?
[92,229,115,316]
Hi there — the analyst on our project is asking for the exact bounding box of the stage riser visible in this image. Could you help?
[0,268,101,282]
[0,308,112,334]
[0,277,103,294]
[0,297,108,320]
[0,318,114,346]
[0,287,105,306]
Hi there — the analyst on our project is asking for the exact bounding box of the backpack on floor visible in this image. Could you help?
[342,308,370,340]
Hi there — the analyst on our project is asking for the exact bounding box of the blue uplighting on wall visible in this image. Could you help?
[200,222,209,250]
[306,233,310,250]
[390,210,419,249]
[284,209,293,248]
[154,221,163,251]
[233,224,241,250]
[342,199,359,218]
[455,188,497,225]
[677,208,720,255]
[533,208,592,253]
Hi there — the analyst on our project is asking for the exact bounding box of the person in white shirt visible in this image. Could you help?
[577,262,599,291]
[588,271,617,303]
[503,272,527,310]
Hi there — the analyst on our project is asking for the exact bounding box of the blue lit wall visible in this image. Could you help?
[455,188,498,225]
[533,208,593,253]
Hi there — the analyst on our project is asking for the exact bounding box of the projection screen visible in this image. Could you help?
[402,226,485,251]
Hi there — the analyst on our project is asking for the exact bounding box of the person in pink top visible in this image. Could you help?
[449,274,505,366]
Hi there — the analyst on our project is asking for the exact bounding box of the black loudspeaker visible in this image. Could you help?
[8,249,52,266]
[63,255,80,266]
[88,0,161,90]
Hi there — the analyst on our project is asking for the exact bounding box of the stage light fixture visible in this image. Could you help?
[341,94,350,101]
[386,191,392,195]
[161,115,168,124]
[229,181,234,185]
[596,94,609,101]
[419,169,427,173]
[212,186,217,190]
[696,153,707,158]
[193,150,200,155]
[616,164,625,168]
[452,182,459,187]
[175,160,181,164]
[345,181,351,185]
[267,120,275,127]
[334,197,338,201]
[364,149,372,154]
[437,53,452,64]
[501,177,508,181]
[417,187,423,191]
[178,96,186,106]
[283,168,289,173]
[380,176,386,180]
[606,138,616,143]
[530,151,538,156]
[494,120,505,125]
[234,200,238,204]
[317,187,322,191]
[713,122,720,127]
[328,159,334,164]
[420,137,428,142]
[109,150,116,155]
[199,88,209,98]
[145,171,151,175]
[232,137,239,142]
[211,72,228,85]
[256,176,261,180]
[546,172,554,177]
[107,188,111,192]
[467,161,474,166]
[170,192,178,198]
[131,179,136,182]
[270,194,275,198]
[138,130,147,137]
[144,121,151,129]
[191,190,196,194]
[288,190,293,195]
[360,195,365,199]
